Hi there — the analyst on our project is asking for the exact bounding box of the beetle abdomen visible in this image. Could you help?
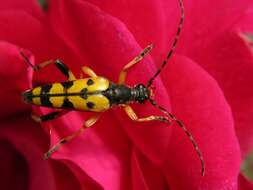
[22,77,111,112]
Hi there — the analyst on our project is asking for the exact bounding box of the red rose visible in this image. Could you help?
[0,0,253,189]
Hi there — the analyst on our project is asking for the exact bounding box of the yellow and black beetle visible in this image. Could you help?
[21,0,205,176]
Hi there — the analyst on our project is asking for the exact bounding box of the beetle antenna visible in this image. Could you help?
[147,0,184,87]
[20,50,35,69]
[148,98,205,176]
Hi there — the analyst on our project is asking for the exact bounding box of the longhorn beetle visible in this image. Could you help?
[21,0,205,176]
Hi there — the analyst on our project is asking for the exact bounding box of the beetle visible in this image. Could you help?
[21,0,205,176]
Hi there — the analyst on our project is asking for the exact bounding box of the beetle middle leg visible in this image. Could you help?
[20,51,76,81]
[80,66,97,78]
[118,44,153,84]
[43,113,101,159]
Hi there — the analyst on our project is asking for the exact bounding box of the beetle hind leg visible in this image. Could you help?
[43,114,101,159]
[31,111,69,123]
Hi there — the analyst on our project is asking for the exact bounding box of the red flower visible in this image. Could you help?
[0,0,253,189]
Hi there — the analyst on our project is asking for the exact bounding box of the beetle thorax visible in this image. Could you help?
[103,83,150,105]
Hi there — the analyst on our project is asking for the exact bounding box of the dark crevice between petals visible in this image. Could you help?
[0,140,29,190]
[238,173,253,189]
[58,159,104,190]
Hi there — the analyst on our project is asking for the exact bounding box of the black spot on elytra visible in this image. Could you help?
[62,81,73,89]
[62,98,74,108]
[41,84,53,107]
[87,79,94,86]
[86,102,95,109]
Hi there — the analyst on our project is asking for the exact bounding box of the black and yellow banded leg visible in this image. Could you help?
[20,51,76,81]
[36,59,76,81]
[124,105,170,123]
[125,105,205,176]
[118,44,153,84]
[31,111,69,123]
[43,114,101,160]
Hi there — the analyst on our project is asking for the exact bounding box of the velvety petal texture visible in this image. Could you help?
[0,0,44,19]
[0,42,80,190]
[162,56,241,189]
[0,0,253,190]
[47,0,173,165]
[0,41,32,118]
[179,1,253,158]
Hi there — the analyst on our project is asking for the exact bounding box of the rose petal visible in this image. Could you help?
[161,56,241,189]
[0,140,28,190]
[43,111,132,190]
[59,160,103,190]
[50,160,82,190]
[132,148,168,190]
[0,41,33,118]
[0,10,83,84]
[131,150,150,190]
[171,0,253,157]
[82,0,180,65]
[185,30,253,157]
[178,0,253,54]
[4,0,249,188]
[47,0,173,164]
[0,0,44,19]
[237,7,253,32]
[0,116,80,190]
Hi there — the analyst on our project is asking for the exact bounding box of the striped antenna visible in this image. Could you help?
[20,51,35,68]
[147,0,184,87]
[148,98,205,176]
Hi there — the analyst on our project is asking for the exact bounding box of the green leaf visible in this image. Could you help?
[241,150,253,182]
[37,0,48,11]
[245,33,253,41]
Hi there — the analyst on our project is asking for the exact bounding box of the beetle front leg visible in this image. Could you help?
[43,113,101,159]
[20,51,76,81]
[118,44,153,84]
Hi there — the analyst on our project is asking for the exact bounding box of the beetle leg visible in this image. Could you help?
[81,66,97,78]
[125,105,205,176]
[37,59,76,81]
[43,113,101,159]
[124,105,171,123]
[31,111,69,123]
[31,111,70,136]
[20,51,76,81]
[118,44,153,84]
